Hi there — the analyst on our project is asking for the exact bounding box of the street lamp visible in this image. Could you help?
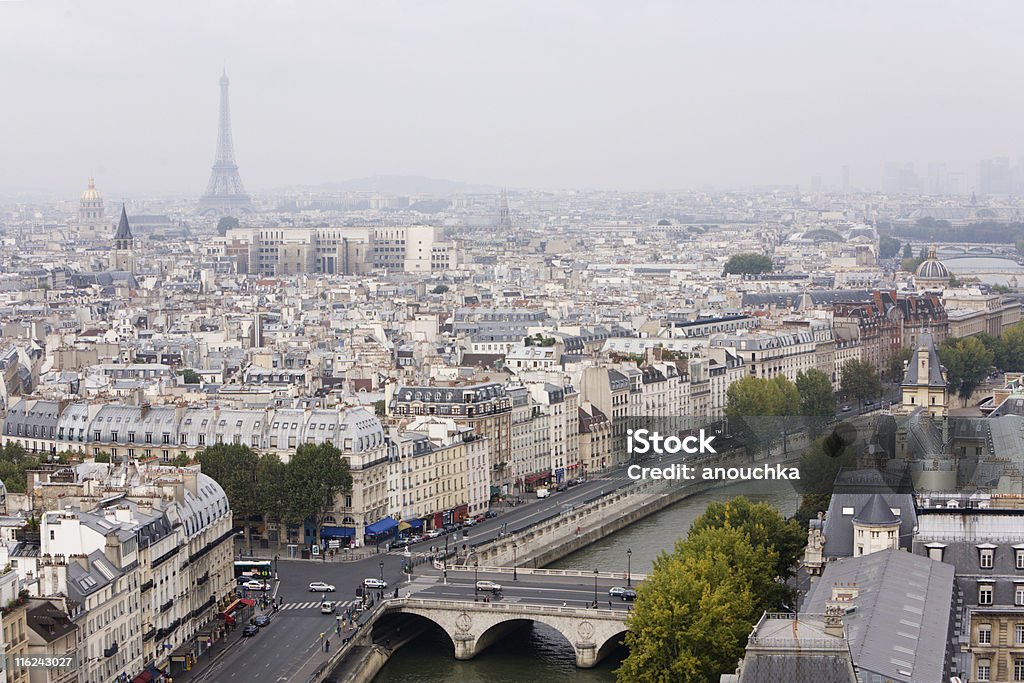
[512,542,518,581]
[593,569,599,608]
[474,559,479,601]
[626,548,632,587]
[379,560,384,583]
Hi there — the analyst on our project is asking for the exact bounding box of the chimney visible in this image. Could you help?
[823,602,845,638]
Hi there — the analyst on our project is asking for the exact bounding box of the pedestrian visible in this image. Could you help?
[608,599,612,609]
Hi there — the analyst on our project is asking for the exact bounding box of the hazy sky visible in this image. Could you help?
[2,1,1023,197]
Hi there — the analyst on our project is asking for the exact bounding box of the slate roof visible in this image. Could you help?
[113,204,133,241]
[822,487,916,559]
[803,550,956,683]
[853,493,901,526]
[902,333,946,387]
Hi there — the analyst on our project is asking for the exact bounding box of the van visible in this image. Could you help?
[536,487,550,498]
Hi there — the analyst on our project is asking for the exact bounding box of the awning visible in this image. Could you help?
[321,526,355,538]
[525,472,551,482]
[131,672,153,683]
[407,519,424,528]
[364,517,398,535]
[398,521,412,532]
[239,598,255,607]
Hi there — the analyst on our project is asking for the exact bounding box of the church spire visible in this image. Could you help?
[114,203,133,244]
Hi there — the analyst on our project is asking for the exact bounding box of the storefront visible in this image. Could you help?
[363,517,398,544]
[524,471,551,492]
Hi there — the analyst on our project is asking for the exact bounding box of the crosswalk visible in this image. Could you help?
[280,599,360,611]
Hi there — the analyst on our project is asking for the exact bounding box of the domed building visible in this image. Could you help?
[914,245,950,291]
[78,177,105,237]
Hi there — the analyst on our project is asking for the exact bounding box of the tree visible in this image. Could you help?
[198,444,260,545]
[430,284,449,294]
[722,253,773,276]
[725,376,798,455]
[281,443,353,542]
[939,336,994,399]
[885,347,914,382]
[992,323,1024,372]
[795,369,835,418]
[372,399,386,417]
[840,359,881,405]
[903,242,914,259]
[798,431,859,496]
[794,492,833,530]
[878,235,901,259]
[617,529,764,682]
[688,496,805,585]
[216,216,240,235]
[256,453,287,524]
[171,453,193,467]
[179,369,201,384]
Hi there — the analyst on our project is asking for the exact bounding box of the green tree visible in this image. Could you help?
[216,216,240,235]
[794,492,833,530]
[281,442,353,542]
[902,242,914,258]
[198,444,260,544]
[798,431,859,496]
[688,496,805,585]
[171,453,193,467]
[795,369,835,417]
[840,358,881,405]
[94,452,111,464]
[939,336,994,399]
[617,529,764,683]
[885,347,914,382]
[179,369,201,384]
[879,235,901,259]
[993,323,1024,372]
[256,453,287,523]
[722,253,773,276]
[372,399,386,417]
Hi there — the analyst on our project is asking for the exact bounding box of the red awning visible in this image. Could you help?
[131,671,153,683]
[239,598,255,607]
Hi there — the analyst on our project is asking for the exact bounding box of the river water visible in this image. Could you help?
[941,256,1024,286]
[368,480,801,683]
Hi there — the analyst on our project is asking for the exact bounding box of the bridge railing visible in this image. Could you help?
[431,559,647,583]
[389,596,626,619]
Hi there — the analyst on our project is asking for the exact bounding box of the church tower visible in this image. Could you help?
[899,332,947,417]
[78,177,105,238]
[112,204,135,273]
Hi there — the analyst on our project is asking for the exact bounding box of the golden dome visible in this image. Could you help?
[80,177,102,201]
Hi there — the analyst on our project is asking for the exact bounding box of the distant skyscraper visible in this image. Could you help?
[199,70,253,216]
[78,176,105,237]
[497,188,512,231]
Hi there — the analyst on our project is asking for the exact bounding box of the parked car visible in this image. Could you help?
[555,483,568,492]
[621,589,637,601]
[462,518,477,527]
[253,615,271,627]
[426,529,442,538]
[485,510,499,518]
[364,578,388,589]
[476,580,503,593]
[841,405,852,412]
[242,624,259,637]
[308,582,336,592]
[242,580,271,591]
[608,586,627,597]
[320,601,336,614]
[473,514,486,523]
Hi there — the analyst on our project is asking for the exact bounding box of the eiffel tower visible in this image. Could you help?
[199,69,253,216]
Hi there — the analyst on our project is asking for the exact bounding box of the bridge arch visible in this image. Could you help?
[596,629,629,663]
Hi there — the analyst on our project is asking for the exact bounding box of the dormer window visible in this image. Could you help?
[979,544,997,569]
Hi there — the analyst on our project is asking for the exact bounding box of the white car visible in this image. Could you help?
[476,580,503,592]
[364,578,388,589]
[242,580,271,591]
[608,586,627,597]
[320,601,336,614]
[426,529,442,538]
[308,581,336,592]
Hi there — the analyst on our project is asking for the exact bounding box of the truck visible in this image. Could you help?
[536,487,550,498]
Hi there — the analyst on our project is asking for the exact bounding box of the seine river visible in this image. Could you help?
[369,480,801,683]
[942,256,1024,286]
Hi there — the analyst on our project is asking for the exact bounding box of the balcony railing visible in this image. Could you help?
[160,599,174,613]
[103,642,119,658]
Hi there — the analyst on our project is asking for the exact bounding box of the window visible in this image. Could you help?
[1017,549,1024,570]
[980,584,994,605]
[979,623,992,644]
[1016,623,1024,645]
[1017,585,1024,606]
[980,548,994,569]
[978,659,990,681]
[1016,658,1024,681]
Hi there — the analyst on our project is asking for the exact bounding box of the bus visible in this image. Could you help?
[234,560,272,581]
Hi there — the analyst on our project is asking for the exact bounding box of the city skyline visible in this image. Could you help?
[4,1,1024,197]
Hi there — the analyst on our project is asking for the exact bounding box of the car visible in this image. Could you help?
[476,580,503,592]
[242,580,271,591]
[621,589,637,601]
[253,615,271,628]
[242,624,259,637]
[392,538,413,549]
[555,483,568,492]
[841,405,851,412]
[608,586,627,597]
[308,582,336,592]
[426,529,442,538]
[320,601,336,614]
[462,518,477,527]
[364,578,388,589]
[408,534,424,543]
[485,510,499,518]
[473,514,486,523]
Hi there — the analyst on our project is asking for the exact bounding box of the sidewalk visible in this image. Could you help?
[167,600,276,683]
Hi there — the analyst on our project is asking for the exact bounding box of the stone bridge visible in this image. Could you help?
[377,597,628,668]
